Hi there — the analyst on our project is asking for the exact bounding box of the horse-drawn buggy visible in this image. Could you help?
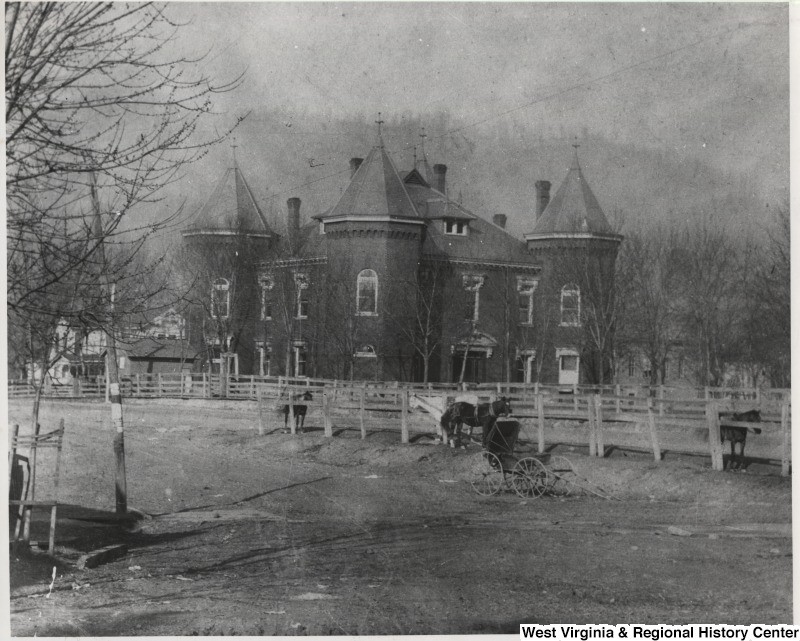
[469,419,577,497]
[439,395,577,497]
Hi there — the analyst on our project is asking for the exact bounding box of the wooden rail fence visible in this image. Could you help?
[9,376,790,475]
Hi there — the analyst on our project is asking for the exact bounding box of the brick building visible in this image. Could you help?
[181,135,622,385]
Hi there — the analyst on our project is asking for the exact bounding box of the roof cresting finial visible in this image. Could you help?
[375,113,385,147]
[571,137,581,169]
[232,138,238,168]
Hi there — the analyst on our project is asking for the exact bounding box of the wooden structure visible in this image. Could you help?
[9,420,65,554]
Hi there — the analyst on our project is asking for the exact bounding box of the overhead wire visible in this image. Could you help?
[261,18,756,201]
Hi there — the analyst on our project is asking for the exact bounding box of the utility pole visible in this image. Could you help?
[90,174,128,514]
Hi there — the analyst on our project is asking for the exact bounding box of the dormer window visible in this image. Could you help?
[444,219,468,236]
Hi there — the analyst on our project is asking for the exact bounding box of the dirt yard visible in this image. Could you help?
[7,397,793,635]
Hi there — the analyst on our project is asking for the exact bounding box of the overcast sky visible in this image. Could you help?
[155,2,788,237]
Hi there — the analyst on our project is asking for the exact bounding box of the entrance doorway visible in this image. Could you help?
[452,352,487,384]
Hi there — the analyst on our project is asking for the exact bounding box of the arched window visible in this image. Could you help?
[560,284,580,326]
[211,278,230,320]
[356,269,378,315]
[355,344,377,358]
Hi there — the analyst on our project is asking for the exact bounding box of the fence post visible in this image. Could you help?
[289,389,296,435]
[706,400,724,471]
[400,389,409,444]
[573,383,578,412]
[360,386,366,440]
[658,385,665,416]
[537,390,545,454]
[587,395,597,457]
[201,373,206,398]
[781,402,790,477]
[323,390,333,438]
[594,393,604,457]
[615,384,621,414]
[257,388,264,436]
[158,373,163,397]
[646,398,662,462]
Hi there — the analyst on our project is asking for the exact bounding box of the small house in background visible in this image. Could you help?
[114,337,201,378]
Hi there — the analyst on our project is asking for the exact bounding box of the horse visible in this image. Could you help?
[718,409,762,470]
[281,390,313,433]
[440,397,512,448]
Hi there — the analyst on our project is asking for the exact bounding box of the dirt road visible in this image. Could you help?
[8,399,792,635]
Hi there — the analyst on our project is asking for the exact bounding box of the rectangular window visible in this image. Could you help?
[516,278,538,325]
[256,341,271,376]
[261,290,272,321]
[297,295,309,320]
[463,289,475,321]
[560,286,581,326]
[294,345,307,377]
[462,274,484,323]
[294,272,309,320]
[628,354,635,377]
[211,278,230,320]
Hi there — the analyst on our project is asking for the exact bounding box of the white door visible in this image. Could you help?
[558,353,579,386]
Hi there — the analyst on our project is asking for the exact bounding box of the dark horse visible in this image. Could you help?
[281,390,314,433]
[440,397,512,448]
[718,409,762,470]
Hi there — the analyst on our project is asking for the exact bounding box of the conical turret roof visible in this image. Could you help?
[184,162,273,237]
[322,145,420,220]
[529,148,614,236]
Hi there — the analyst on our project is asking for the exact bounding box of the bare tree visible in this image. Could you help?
[7,2,243,350]
[615,225,683,385]
[741,205,791,386]
[382,262,452,383]
[675,214,746,387]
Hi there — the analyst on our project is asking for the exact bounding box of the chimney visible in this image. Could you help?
[535,180,551,219]
[349,157,363,178]
[432,163,447,194]
[493,214,507,229]
[287,197,301,254]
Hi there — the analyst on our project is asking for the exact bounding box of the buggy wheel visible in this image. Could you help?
[471,451,503,496]
[548,455,576,496]
[512,457,549,498]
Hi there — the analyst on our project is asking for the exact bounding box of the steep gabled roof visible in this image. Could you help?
[529,149,614,235]
[185,163,273,236]
[322,146,420,220]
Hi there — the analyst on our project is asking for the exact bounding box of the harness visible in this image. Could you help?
[474,402,497,421]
